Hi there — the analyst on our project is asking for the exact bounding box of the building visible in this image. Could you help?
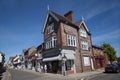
[0,51,5,70]
[42,9,93,75]
[23,46,37,70]
[8,56,16,69]
[92,45,109,69]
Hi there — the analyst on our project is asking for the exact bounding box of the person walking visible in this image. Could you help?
[44,64,47,73]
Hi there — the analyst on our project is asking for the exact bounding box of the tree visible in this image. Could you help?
[101,43,117,64]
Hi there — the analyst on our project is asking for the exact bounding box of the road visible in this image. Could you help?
[88,72,120,80]
[9,69,43,80]
[8,69,67,80]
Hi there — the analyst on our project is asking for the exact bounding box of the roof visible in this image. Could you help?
[75,19,89,32]
[23,49,28,54]
[42,10,81,33]
[9,56,16,60]
[42,10,91,34]
[92,45,103,50]
[29,50,37,57]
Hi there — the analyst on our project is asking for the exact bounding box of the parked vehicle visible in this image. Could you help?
[105,64,120,73]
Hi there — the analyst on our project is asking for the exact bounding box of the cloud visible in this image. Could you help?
[80,0,120,20]
[92,29,120,44]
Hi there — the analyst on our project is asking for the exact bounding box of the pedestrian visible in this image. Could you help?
[44,64,47,73]
[41,65,44,73]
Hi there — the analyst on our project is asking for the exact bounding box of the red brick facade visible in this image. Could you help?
[42,10,93,74]
[92,45,109,69]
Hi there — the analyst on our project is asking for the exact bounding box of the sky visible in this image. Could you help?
[0,0,120,62]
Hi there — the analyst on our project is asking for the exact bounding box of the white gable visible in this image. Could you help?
[79,20,89,32]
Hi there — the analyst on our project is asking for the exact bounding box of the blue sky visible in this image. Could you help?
[0,0,120,62]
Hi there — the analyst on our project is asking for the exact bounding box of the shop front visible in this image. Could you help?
[42,49,76,75]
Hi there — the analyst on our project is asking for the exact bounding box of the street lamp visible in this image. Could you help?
[35,53,38,72]
[62,54,67,76]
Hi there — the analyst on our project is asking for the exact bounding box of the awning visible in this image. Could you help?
[43,49,75,62]
[61,49,75,60]
[43,55,62,62]
[61,49,75,54]
[64,53,75,59]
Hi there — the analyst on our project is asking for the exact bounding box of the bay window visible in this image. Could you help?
[46,36,57,49]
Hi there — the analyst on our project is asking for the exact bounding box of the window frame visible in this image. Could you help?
[47,23,54,34]
[66,60,74,70]
[80,29,87,37]
[81,41,88,50]
[46,36,57,49]
[67,34,76,47]
[83,56,90,66]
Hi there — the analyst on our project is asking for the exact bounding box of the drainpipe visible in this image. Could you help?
[77,28,83,72]
[89,33,95,70]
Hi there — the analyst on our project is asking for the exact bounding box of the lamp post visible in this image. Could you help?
[62,54,67,76]
[35,53,38,72]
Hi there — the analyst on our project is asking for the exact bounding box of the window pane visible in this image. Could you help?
[67,34,76,47]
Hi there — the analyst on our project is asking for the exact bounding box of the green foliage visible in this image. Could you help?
[101,43,117,63]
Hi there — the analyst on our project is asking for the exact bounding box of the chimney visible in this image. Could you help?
[64,10,73,22]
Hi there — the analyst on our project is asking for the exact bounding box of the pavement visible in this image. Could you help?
[3,68,104,80]
[1,70,11,80]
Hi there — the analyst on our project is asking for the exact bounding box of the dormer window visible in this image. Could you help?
[80,29,87,37]
[47,23,54,34]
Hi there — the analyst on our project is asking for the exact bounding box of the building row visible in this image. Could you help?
[8,9,109,75]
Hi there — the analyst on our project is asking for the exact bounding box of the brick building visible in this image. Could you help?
[92,45,109,69]
[42,9,93,74]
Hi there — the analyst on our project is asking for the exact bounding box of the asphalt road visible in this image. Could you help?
[9,69,42,80]
[88,72,120,80]
[8,69,67,80]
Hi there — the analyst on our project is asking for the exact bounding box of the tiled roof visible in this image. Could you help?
[29,50,37,57]
[92,45,103,50]
[75,19,82,26]
[50,10,78,28]
[9,56,16,60]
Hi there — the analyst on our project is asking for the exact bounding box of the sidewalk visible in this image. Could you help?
[4,68,104,80]
[67,69,104,80]
[21,69,104,80]
[2,70,11,80]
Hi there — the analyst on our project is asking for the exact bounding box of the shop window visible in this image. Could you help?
[66,60,74,70]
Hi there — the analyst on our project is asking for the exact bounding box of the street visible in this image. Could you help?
[8,69,67,80]
[9,69,42,80]
[88,72,120,80]
[7,69,120,80]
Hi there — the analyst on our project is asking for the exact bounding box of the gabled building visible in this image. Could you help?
[42,10,93,74]
[23,46,37,70]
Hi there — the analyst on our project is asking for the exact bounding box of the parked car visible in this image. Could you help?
[105,64,120,73]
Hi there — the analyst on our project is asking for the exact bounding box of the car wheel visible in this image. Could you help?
[116,70,119,73]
